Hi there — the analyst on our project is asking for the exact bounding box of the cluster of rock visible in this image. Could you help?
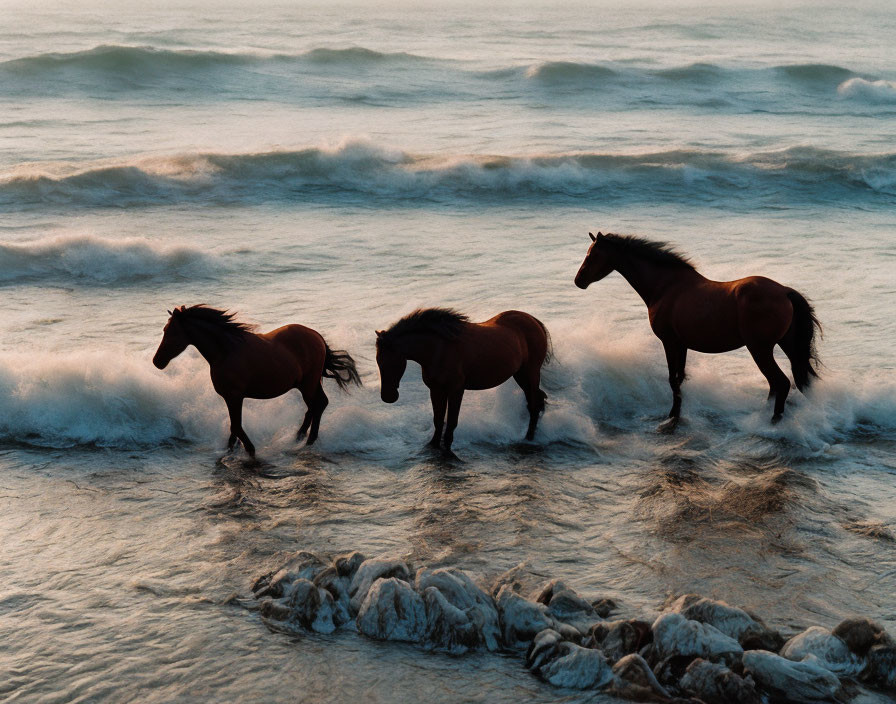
[249,552,895,702]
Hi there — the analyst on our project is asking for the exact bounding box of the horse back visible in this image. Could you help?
[482,310,550,366]
[260,324,328,375]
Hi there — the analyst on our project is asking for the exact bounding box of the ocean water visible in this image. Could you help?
[1,0,895,701]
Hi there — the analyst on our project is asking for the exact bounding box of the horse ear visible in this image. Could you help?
[589,232,596,242]
[375,330,383,338]
[597,231,603,237]
[167,309,172,315]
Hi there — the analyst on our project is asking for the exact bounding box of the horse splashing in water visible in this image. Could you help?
[574,232,821,424]
[153,305,361,456]
[375,308,552,455]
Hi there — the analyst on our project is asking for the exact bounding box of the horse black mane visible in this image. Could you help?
[379,308,469,343]
[601,233,695,270]
[172,304,256,339]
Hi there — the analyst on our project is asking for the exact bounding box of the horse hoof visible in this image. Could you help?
[658,417,680,434]
[771,414,783,424]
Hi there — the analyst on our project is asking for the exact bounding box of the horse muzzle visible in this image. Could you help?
[574,272,590,289]
[152,354,169,370]
[381,388,399,404]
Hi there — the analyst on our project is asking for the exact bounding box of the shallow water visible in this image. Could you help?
[1,1,895,701]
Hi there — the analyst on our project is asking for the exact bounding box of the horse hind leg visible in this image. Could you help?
[746,343,790,422]
[306,386,329,445]
[513,368,546,441]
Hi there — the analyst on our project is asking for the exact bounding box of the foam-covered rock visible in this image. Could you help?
[259,578,336,634]
[679,658,761,704]
[610,653,672,700]
[349,557,411,613]
[664,594,782,650]
[652,612,743,660]
[252,551,329,599]
[532,579,601,633]
[585,619,653,663]
[743,650,842,702]
[356,577,425,643]
[781,626,863,677]
[416,567,500,651]
[496,584,554,649]
[313,567,353,627]
[526,629,613,689]
[864,644,896,690]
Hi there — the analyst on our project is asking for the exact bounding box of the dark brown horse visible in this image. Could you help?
[153,305,360,456]
[574,232,821,423]
[375,308,552,454]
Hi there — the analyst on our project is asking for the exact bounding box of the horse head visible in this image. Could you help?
[153,307,191,369]
[375,331,406,403]
[574,231,615,289]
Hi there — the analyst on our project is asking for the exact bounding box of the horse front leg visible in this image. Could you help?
[442,388,465,455]
[429,387,448,448]
[662,340,687,420]
[225,396,255,457]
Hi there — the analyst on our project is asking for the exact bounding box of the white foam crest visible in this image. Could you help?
[0,232,219,284]
[837,77,896,104]
[0,352,222,448]
[0,335,892,458]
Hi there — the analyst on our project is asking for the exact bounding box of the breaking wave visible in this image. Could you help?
[0,233,220,284]
[0,44,430,77]
[2,140,894,209]
[1,330,892,458]
[838,77,896,104]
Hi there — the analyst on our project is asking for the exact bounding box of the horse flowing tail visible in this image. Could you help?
[322,345,362,391]
[785,289,822,392]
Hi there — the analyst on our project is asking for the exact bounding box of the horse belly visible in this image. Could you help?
[669,310,743,353]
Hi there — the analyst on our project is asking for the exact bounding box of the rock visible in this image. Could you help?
[592,598,617,618]
[416,567,500,651]
[334,551,366,579]
[743,650,842,702]
[259,578,336,635]
[495,584,557,648]
[585,619,653,663]
[832,617,892,656]
[253,551,328,599]
[611,653,672,700]
[864,643,896,690]
[526,629,614,690]
[349,557,411,613]
[489,562,533,598]
[679,658,761,704]
[664,594,782,651]
[653,613,743,661]
[532,579,601,634]
[781,626,863,677]
[652,653,698,688]
[313,567,352,627]
[421,587,487,654]
[356,577,425,643]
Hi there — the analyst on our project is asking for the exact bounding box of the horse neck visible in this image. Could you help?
[183,320,235,366]
[394,332,441,369]
[613,254,698,307]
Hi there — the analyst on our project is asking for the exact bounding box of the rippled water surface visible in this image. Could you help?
[1,0,895,701]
